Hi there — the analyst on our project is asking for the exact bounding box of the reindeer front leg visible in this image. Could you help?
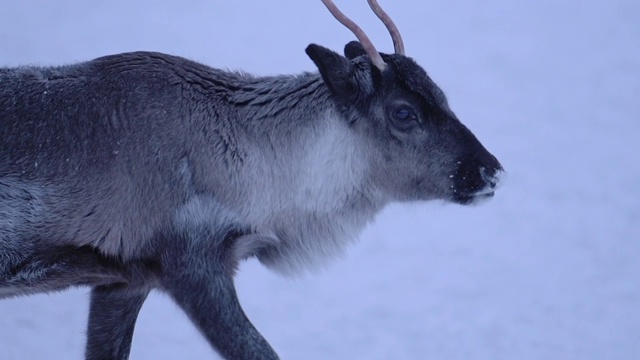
[158,224,279,360]
[165,271,277,360]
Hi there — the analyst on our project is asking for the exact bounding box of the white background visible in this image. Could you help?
[1,0,638,359]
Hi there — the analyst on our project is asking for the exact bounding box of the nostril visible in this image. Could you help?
[479,167,504,189]
[479,167,494,187]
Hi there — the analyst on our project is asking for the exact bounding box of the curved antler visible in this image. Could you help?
[320,0,386,70]
[367,0,405,55]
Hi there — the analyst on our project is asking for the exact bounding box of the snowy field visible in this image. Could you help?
[1,0,638,359]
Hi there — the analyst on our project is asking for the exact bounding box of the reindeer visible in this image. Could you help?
[0,0,503,359]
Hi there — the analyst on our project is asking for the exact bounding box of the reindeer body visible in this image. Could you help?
[1,52,372,274]
[0,51,385,359]
[0,2,503,359]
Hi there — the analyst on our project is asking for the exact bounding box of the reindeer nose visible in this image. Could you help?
[480,153,503,187]
[482,151,503,175]
[480,166,505,191]
[451,151,504,205]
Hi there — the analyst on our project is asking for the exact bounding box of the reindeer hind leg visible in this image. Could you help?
[85,284,150,360]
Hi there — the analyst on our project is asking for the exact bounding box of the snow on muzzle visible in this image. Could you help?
[450,152,504,205]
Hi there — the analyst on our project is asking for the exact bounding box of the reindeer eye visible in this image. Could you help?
[393,106,417,121]
[388,103,420,131]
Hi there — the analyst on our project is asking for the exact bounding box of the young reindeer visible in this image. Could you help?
[0,0,502,359]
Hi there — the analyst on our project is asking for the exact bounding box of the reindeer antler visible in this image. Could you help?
[320,0,387,70]
[367,0,405,55]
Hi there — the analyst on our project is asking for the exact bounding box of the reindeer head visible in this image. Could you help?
[306,0,503,205]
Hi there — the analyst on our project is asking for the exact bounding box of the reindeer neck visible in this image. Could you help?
[228,71,332,134]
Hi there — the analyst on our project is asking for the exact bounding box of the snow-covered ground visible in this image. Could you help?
[1,0,638,359]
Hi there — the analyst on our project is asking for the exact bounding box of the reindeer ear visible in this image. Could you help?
[306,44,356,100]
[344,41,367,60]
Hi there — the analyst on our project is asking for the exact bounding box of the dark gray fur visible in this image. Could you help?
[0,41,502,359]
